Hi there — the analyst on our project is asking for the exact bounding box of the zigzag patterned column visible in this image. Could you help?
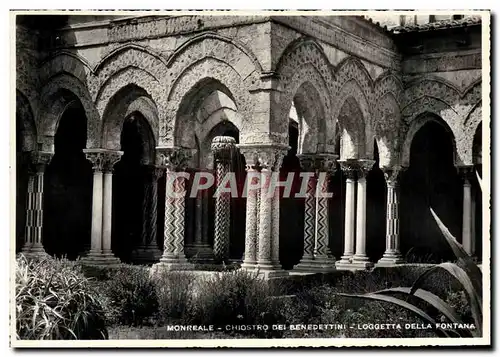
[352,159,375,269]
[211,136,236,263]
[311,154,337,271]
[377,167,405,267]
[154,147,193,271]
[240,149,260,270]
[294,154,317,271]
[22,151,52,257]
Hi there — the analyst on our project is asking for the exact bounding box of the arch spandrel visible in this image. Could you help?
[374,93,401,167]
[16,90,38,152]
[459,103,482,166]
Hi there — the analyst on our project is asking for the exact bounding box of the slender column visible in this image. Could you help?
[377,167,405,267]
[336,161,357,268]
[82,149,122,265]
[84,151,105,258]
[459,166,475,256]
[352,159,375,268]
[154,147,194,271]
[294,154,317,271]
[100,153,122,263]
[311,154,337,271]
[22,151,52,257]
[211,136,236,263]
[240,150,260,270]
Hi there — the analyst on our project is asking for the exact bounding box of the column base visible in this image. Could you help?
[335,255,354,270]
[294,256,318,272]
[80,250,121,266]
[153,256,194,271]
[241,260,258,271]
[255,261,289,279]
[131,245,163,264]
[376,254,405,267]
[350,257,374,270]
[21,244,49,259]
[187,243,214,262]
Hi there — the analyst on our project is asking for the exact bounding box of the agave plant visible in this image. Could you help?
[337,172,483,338]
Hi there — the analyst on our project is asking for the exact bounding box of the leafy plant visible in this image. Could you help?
[16,255,108,340]
[188,269,284,336]
[152,270,194,322]
[337,172,483,338]
[105,265,158,326]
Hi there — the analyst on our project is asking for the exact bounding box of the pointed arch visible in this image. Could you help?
[94,66,164,141]
[38,73,99,150]
[165,58,254,147]
[275,37,334,153]
[333,79,372,160]
[39,51,92,86]
[333,56,376,108]
[89,44,168,102]
[166,32,263,72]
[400,113,459,167]
[101,84,159,152]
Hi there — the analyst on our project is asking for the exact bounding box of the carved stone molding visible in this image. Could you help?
[338,159,375,180]
[457,165,475,184]
[237,143,289,172]
[83,149,123,173]
[155,147,194,171]
[211,136,237,164]
[382,166,404,187]
[27,151,53,174]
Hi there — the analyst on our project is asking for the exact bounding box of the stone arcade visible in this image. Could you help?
[15,14,484,278]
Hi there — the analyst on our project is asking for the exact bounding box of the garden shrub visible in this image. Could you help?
[188,269,284,336]
[152,270,194,323]
[16,254,108,340]
[105,265,158,326]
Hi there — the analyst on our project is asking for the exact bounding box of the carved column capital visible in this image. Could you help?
[211,136,237,164]
[315,153,338,174]
[238,143,289,172]
[457,165,475,185]
[297,154,316,172]
[339,159,374,180]
[84,149,123,173]
[155,147,193,172]
[382,166,405,187]
[27,151,53,174]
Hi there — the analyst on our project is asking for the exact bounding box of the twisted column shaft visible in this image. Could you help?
[211,136,236,263]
